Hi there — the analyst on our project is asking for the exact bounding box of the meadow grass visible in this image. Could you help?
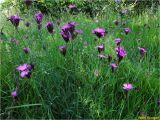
[0,8,160,119]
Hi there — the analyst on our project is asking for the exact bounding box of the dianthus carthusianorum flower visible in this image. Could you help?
[46,21,54,33]
[115,47,126,62]
[8,15,22,28]
[16,63,34,78]
[34,11,43,24]
[11,90,17,97]
[138,47,146,56]
[123,83,133,91]
[95,44,104,53]
[92,28,106,38]
[124,28,131,35]
[115,38,121,46]
[60,21,77,42]
[110,63,117,72]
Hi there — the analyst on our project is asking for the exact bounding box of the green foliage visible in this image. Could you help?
[1,0,159,18]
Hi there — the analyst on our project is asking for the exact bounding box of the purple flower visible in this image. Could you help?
[20,70,30,78]
[92,28,106,38]
[25,22,31,27]
[68,4,77,9]
[123,83,133,91]
[61,21,76,32]
[24,0,32,6]
[34,11,43,24]
[115,47,126,62]
[16,63,34,78]
[110,63,117,72]
[23,47,30,53]
[16,64,29,71]
[115,38,121,46]
[60,31,71,42]
[8,15,22,28]
[59,45,67,56]
[11,90,17,97]
[138,47,146,56]
[113,20,119,25]
[46,21,54,33]
[124,28,131,35]
[95,44,104,53]
[60,21,77,42]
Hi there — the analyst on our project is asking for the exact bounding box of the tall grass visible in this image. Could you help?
[0,7,159,119]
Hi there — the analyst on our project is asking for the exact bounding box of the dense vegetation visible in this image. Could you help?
[0,0,160,119]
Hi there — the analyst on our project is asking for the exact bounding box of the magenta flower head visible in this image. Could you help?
[115,47,126,62]
[8,15,22,28]
[23,47,30,53]
[92,28,106,38]
[34,11,43,24]
[11,90,17,97]
[59,45,67,56]
[24,0,32,6]
[138,47,146,56]
[16,63,34,78]
[123,83,133,91]
[110,63,117,72]
[113,20,119,25]
[60,21,77,42]
[68,4,77,9]
[46,21,54,33]
[95,44,104,53]
[124,28,131,35]
[115,38,121,46]
[16,63,29,71]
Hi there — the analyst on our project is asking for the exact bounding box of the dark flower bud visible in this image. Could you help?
[46,21,54,33]
[59,45,67,56]
[8,15,22,28]
[23,47,30,53]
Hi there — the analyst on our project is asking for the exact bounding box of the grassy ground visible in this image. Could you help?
[0,8,160,119]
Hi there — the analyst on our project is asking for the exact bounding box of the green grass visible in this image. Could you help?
[0,8,160,119]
